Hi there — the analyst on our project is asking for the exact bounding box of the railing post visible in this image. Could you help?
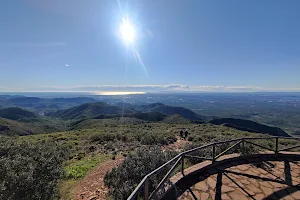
[181,155,185,175]
[144,177,149,200]
[275,137,279,153]
[212,144,216,162]
[242,138,245,154]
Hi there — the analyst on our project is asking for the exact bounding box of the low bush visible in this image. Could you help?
[104,146,176,199]
[90,129,177,149]
[0,139,68,200]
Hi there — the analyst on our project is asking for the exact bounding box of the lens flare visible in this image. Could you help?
[120,18,135,44]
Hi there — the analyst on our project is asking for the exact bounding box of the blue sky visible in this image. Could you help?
[1,0,300,92]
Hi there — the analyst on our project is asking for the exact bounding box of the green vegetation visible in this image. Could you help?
[104,146,177,199]
[140,103,205,121]
[0,122,254,196]
[58,179,78,200]
[0,96,98,113]
[70,117,145,130]
[0,98,299,200]
[162,114,191,124]
[210,118,289,137]
[0,115,67,136]
[0,139,68,200]
[47,102,134,120]
[58,153,112,200]
[1,101,289,137]
[102,122,300,199]
[0,107,37,120]
[64,154,112,179]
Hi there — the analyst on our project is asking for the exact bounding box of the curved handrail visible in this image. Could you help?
[127,136,300,200]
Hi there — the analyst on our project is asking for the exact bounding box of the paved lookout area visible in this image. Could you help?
[177,160,300,200]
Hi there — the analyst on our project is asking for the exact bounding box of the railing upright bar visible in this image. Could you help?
[212,144,216,162]
[181,155,184,175]
[144,178,149,200]
[275,137,279,153]
[242,138,245,154]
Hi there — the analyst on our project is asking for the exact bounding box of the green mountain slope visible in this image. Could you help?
[0,118,64,136]
[0,107,37,120]
[163,114,191,124]
[47,102,135,120]
[71,117,145,130]
[140,103,205,121]
[210,118,290,137]
[0,96,99,112]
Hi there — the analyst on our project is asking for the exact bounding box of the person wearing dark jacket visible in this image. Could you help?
[180,129,184,139]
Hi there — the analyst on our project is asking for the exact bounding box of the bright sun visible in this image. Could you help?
[120,18,136,44]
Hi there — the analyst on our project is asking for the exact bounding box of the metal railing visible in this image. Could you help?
[127,136,300,200]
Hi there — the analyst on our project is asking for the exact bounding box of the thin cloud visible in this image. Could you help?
[11,84,300,93]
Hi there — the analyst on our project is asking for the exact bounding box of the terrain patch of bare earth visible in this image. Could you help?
[72,156,125,200]
[162,136,191,152]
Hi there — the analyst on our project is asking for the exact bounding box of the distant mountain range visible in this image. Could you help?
[46,102,205,121]
[0,96,98,112]
[0,98,291,137]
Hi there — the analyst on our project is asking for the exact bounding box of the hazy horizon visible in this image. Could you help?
[1,84,300,93]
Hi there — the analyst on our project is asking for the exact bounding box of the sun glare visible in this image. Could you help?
[120,18,136,44]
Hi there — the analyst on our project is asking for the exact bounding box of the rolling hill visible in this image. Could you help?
[139,103,205,121]
[0,117,64,136]
[0,107,37,120]
[0,100,291,138]
[162,114,191,124]
[47,102,135,120]
[0,96,99,112]
[70,117,145,130]
[9,97,42,107]
[210,118,290,137]
[120,112,166,122]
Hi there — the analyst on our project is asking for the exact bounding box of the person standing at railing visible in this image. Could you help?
[184,129,189,140]
[180,129,184,139]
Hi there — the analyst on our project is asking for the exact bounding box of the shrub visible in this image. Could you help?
[140,134,156,145]
[187,135,194,141]
[90,133,115,143]
[0,139,68,200]
[104,146,176,199]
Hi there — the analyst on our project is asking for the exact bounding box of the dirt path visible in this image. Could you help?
[72,156,125,200]
[162,136,191,152]
[72,137,189,200]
